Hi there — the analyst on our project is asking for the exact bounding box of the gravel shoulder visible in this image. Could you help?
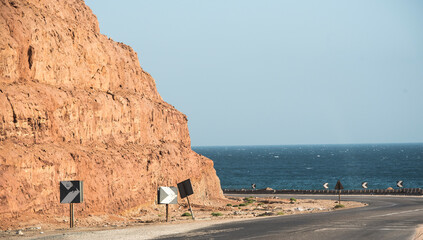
[1,195,366,239]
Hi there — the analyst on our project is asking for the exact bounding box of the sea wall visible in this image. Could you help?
[224,188,423,195]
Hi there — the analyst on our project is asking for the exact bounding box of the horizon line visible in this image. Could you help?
[192,142,423,148]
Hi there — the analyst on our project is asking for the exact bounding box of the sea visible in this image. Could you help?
[193,143,423,190]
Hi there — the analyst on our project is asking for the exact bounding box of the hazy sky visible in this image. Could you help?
[85,0,423,146]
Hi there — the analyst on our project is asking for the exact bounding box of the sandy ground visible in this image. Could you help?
[414,225,423,240]
[1,196,366,239]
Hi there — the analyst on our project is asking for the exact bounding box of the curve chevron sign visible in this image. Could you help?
[158,186,178,204]
[362,182,368,189]
[60,181,83,204]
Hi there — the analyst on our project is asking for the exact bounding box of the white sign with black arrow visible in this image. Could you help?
[397,180,404,188]
[158,187,178,204]
[158,186,178,222]
[323,183,329,189]
[362,182,368,189]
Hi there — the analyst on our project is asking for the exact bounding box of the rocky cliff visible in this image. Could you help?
[0,0,223,229]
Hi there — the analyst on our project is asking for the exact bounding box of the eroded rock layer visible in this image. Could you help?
[0,0,223,228]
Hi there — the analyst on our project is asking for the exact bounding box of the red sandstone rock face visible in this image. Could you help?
[0,0,223,228]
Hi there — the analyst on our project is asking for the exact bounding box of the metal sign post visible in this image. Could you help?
[166,204,169,222]
[60,181,83,228]
[186,196,195,220]
[177,179,195,220]
[70,203,74,228]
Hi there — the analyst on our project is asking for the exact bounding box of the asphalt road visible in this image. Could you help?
[155,194,423,240]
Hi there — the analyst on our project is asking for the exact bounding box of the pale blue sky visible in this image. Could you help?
[85,0,423,146]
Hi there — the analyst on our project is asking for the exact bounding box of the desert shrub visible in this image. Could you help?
[290,198,297,204]
[334,204,345,209]
[181,212,192,217]
[243,197,256,204]
[233,205,239,207]
[226,203,232,207]
[277,212,284,215]
[239,203,247,207]
[211,212,223,217]
[257,212,275,217]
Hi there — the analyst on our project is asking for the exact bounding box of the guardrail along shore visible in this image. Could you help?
[223,188,423,195]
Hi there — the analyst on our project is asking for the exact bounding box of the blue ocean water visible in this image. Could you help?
[193,143,423,190]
